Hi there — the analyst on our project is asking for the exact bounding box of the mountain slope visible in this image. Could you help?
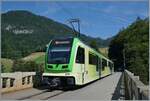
[2,10,112,59]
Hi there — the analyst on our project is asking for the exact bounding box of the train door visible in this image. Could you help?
[75,46,85,84]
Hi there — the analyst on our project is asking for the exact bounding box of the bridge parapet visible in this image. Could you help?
[124,70,149,100]
[1,72,36,93]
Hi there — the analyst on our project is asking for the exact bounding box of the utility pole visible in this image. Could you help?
[67,18,80,37]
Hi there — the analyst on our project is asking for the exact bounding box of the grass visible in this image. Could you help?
[1,52,45,73]
[1,58,13,73]
[34,55,45,64]
[99,47,108,57]
[22,52,45,64]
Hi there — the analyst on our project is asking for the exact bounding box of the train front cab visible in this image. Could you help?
[43,38,76,87]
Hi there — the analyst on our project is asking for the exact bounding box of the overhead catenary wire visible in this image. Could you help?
[55,2,74,19]
[67,18,81,37]
[55,2,81,36]
[55,2,131,38]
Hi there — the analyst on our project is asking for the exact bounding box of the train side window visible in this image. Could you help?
[89,52,96,65]
[96,56,99,71]
[102,59,104,70]
[89,53,92,64]
[109,62,113,70]
[102,59,107,71]
[109,62,111,69]
[99,58,102,69]
[76,47,85,64]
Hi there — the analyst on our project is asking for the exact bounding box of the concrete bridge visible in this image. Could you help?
[1,72,35,93]
[1,70,149,100]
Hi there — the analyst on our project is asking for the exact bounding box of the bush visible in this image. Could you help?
[33,63,44,88]
[12,60,40,72]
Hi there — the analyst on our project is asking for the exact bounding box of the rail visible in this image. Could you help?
[1,72,36,93]
[124,70,149,100]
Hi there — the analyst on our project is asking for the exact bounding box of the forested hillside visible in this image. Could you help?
[2,10,111,59]
[109,17,149,84]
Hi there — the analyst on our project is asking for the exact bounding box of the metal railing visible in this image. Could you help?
[1,72,36,93]
[124,70,149,100]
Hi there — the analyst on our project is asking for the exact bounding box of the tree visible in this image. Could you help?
[89,40,99,51]
[109,18,149,84]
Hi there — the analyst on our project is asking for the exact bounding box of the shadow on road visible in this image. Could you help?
[34,85,80,92]
[111,72,125,100]
[34,74,112,92]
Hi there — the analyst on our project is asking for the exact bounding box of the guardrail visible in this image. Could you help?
[124,70,149,100]
[1,72,36,93]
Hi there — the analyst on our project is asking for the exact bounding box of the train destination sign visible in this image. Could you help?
[55,41,70,45]
[52,38,73,47]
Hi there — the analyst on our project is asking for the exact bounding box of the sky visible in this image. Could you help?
[2,0,149,39]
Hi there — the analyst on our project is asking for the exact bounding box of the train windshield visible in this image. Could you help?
[47,38,73,64]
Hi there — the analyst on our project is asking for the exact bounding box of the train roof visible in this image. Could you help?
[74,38,113,62]
[50,37,113,63]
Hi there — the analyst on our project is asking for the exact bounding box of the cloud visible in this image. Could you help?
[81,20,91,27]
[35,2,61,16]
[42,7,58,16]
[102,5,115,13]
[86,7,130,24]
[100,6,131,23]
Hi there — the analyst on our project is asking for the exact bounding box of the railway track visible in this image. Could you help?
[42,91,65,100]
[17,89,66,100]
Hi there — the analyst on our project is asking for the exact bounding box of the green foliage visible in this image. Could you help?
[109,17,149,84]
[89,40,99,51]
[22,52,45,63]
[1,58,13,73]
[12,60,43,72]
[34,55,45,64]
[99,48,108,58]
[1,10,112,59]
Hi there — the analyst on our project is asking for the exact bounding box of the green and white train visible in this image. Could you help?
[43,37,114,88]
